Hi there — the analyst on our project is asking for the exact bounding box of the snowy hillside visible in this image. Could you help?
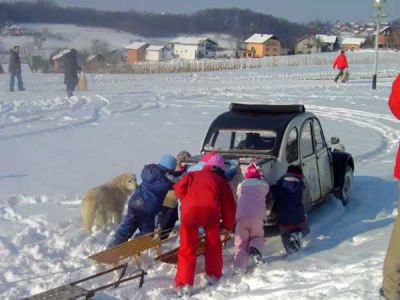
[0,23,239,63]
[0,63,398,299]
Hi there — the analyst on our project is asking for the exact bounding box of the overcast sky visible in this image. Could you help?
[1,0,398,23]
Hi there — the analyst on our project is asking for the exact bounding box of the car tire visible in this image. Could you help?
[335,166,353,206]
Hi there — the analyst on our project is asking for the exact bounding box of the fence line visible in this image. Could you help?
[101,51,400,74]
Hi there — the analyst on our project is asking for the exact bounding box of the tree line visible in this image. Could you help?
[0,1,319,48]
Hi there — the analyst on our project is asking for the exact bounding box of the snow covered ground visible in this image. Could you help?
[0,63,399,299]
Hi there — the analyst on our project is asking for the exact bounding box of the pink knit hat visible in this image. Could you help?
[206,153,225,169]
[244,164,262,179]
[201,150,218,163]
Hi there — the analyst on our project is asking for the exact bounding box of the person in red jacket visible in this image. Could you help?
[381,74,400,300]
[333,50,348,83]
[174,153,236,297]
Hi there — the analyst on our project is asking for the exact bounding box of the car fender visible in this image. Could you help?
[331,151,354,189]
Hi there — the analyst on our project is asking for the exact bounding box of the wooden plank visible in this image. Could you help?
[89,235,162,265]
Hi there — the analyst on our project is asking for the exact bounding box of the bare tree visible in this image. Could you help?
[91,39,111,56]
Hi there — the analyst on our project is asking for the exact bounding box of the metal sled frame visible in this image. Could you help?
[26,264,147,300]
[89,229,178,268]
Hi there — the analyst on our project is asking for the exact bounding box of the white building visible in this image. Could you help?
[315,34,339,52]
[169,37,218,60]
[145,45,166,61]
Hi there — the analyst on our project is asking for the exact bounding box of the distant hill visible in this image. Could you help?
[0,1,316,48]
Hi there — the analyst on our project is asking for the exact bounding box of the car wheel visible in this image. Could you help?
[336,166,353,206]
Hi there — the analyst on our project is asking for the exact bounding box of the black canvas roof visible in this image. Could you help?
[201,104,306,156]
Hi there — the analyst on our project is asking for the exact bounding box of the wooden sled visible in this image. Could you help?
[25,264,147,300]
[89,229,178,268]
[155,234,232,264]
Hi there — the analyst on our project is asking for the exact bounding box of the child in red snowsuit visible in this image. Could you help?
[174,153,236,294]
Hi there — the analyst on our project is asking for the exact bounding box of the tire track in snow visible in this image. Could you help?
[308,105,400,162]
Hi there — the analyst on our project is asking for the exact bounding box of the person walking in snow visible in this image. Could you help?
[107,154,176,248]
[333,50,348,83]
[158,150,192,240]
[64,48,80,97]
[233,164,269,274]
[174,153,236,297]
[270,165,310,254]
[8,45,25,92]
[381,74,400,300]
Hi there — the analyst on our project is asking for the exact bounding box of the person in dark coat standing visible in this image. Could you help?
[64,49,79,97]
[107,154,176,248]
[333,50,349,83]
[9,45,25,92]
[381,74,400,300]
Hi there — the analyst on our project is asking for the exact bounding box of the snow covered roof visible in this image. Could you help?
[125,42,149,50]
[244,33,274,44]
[315,34,337,44]
[52,49,70,61]
[146,45,165,51]
[379,26,391,33]
[341,37,366,45]
[170,37,217,46]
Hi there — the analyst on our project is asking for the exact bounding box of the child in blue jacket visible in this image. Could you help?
[107,154,176,248]
[270,165,310,254]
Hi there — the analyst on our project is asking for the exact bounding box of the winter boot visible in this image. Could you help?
[176,285,191,298]
[249,247,263,265]
[205,274,220,286]
[288,232,303,253]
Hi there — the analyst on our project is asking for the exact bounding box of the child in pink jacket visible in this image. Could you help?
[233,164,269,273]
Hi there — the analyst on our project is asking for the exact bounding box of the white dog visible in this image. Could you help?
[81,173,138,234]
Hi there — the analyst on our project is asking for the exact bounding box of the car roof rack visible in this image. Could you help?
[229,103,305,114]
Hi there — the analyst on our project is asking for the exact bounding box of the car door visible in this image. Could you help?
[312,118,334,197]
[300,119,322,204]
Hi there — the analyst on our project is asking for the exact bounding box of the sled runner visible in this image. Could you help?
[155,233,232,264]
[89,229,178,268]
[25,264,147,300]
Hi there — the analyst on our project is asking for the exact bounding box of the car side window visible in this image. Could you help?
[286,127,298,163]
[313,118,326,151]
[300,120,314,158]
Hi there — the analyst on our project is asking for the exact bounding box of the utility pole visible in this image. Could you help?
[372,0,386,90]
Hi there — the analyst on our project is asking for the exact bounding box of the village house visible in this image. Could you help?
[294,35,321,54]
[51,49,71,73]
[145,45,166,62]
[85,54,106,72]
[243,33,282,58]
[107,49,125,65]
[2,24,22,36]
[125,42,149,63]
[169,37,218,60]
[378,26,394,49]
[341,37,366,51]
[315,34,339,52]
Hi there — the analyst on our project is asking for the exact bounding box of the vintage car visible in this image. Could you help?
[186,103,354,224]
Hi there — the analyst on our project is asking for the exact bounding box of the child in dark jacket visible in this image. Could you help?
[107,154,176,248]
[270,165,310,254]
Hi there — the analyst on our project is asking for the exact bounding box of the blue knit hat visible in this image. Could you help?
[159,154,177,171]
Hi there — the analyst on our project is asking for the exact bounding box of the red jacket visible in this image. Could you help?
[333,53,348,69]
[174,165,236,231]
[388,75,400,179]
